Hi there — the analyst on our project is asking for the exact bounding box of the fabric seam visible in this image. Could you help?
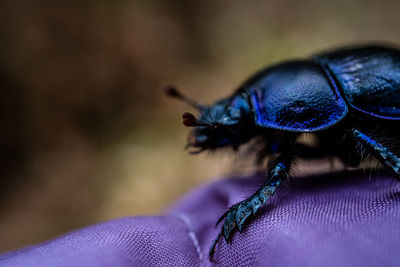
[172,212,203,267]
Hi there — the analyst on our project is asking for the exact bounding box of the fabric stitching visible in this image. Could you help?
[171,212,203,267]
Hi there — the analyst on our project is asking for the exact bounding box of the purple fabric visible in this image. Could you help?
[1,171,400,266]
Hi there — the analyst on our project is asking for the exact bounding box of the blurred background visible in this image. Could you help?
[1,0,400,252]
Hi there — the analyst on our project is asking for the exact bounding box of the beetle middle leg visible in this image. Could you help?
[350,128,400,176]
[209,152,294,261]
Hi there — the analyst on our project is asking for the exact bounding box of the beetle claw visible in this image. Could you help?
[209,231,223,263]
[209,198,258,260]
[216,210,230,227]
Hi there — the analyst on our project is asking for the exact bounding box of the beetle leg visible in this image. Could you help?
[350,128,400,176]
[209,155,293,262]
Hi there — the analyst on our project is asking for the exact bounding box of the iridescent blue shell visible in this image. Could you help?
[244,61,348,132]
[314,46,400,120]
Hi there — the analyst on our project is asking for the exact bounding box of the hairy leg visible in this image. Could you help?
[209,153,293,261]
[350,128,400,176]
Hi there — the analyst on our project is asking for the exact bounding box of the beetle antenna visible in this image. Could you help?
[164,85,205,110]
[182,112,218,128]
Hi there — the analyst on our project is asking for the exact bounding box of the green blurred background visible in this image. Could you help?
[1,0,400,252]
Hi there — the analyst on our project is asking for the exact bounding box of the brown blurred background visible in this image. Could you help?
[1,0,400,252]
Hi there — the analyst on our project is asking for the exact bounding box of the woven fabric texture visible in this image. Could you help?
[1,171,400,266]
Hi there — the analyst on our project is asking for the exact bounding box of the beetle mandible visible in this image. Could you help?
[165,45,400,261]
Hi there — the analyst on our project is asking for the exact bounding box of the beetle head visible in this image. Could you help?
[165,85,253,153]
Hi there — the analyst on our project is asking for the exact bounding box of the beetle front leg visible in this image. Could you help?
[209,155,293,261]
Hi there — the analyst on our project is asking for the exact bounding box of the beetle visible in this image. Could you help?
[165,45,400,261]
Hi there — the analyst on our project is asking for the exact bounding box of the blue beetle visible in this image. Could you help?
[165,45,400,261]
